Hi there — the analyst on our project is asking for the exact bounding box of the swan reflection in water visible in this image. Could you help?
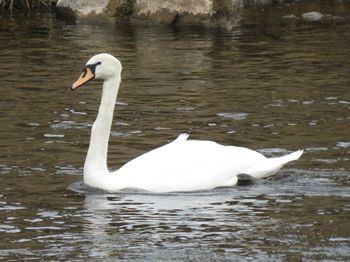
[80,185,277,260]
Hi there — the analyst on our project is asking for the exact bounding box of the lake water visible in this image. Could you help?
[0,5,349,261]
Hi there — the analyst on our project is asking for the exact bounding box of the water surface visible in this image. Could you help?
[0,7,349,261]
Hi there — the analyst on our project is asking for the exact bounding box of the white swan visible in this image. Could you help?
[72,53,303,193]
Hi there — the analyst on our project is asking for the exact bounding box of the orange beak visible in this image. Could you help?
[71,67,95,90]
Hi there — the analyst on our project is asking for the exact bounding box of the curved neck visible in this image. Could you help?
[84,75,121,175]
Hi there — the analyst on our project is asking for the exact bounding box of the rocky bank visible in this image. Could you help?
[56,0,242,27]
[53,0,348,28]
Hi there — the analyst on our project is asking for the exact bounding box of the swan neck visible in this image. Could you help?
[84,75,120,176]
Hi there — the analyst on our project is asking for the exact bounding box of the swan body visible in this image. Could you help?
[72,53,303,193]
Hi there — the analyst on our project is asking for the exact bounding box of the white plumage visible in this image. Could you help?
[72,53,303,193]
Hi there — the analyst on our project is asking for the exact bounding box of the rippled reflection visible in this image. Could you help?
[78,182,350,261]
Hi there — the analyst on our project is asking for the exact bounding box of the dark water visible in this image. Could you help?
[0,5,350,261]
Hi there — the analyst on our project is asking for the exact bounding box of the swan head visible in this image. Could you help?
[72,53,122,90]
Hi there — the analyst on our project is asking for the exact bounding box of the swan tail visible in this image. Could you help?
[174,133,189,143]
[244,150,304,179]
[276,149,304,165]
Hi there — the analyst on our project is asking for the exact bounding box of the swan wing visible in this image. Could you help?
[114,134,268,192]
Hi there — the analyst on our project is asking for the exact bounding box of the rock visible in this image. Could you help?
[133,0,212,25]
[56,0,112,23]
[57,0,109,15]
[283,14,297,20]
[56,0,241,28]
[134,0,213,18]
[105,0,135,21]
[133,0,242,27]
[302,11,324,22]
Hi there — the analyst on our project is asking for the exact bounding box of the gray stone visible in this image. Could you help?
[57,0,109,15]
[283,14,298,20]
[56,0,112,23]
[302,11,324,22]
[132,0,213,25]
[130,0,241,27]
[135,0,213,17]
[56,0,241,28]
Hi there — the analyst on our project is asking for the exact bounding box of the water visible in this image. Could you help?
[0,5,350,261]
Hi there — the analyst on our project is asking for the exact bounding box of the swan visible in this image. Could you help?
[71,53,303,193]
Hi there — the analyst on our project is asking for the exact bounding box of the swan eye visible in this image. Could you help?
[84,61,102,75]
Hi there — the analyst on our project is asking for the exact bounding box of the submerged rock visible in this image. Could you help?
[283,14,298,20]
[302,11,324,21]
